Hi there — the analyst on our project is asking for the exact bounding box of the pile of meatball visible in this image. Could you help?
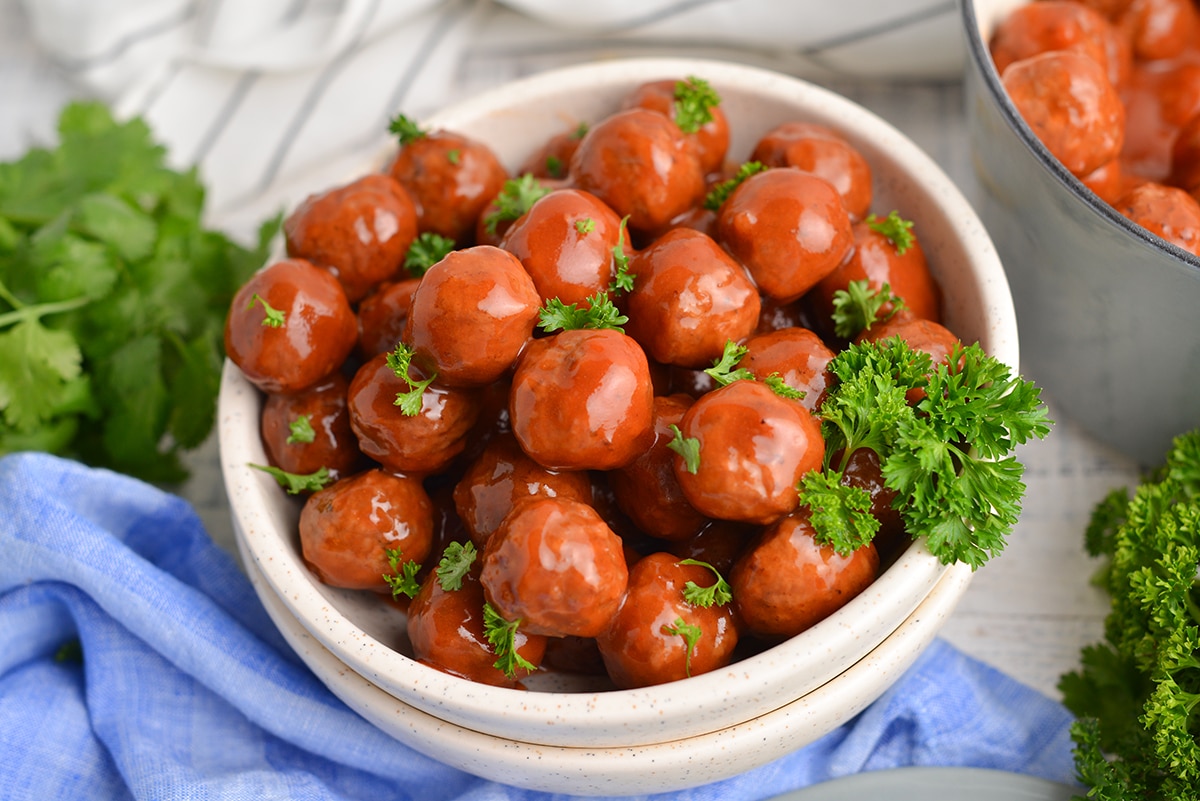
[991,0,1200,256]
[224,76,952,690]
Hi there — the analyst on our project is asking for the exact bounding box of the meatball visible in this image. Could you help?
[283,173,418,302]
[1001,50,1125,178]
[509,328,655,471]
[225,258,357,394]
[621,77,731,176]
[623,227,761,368]
[730,510,879,639]
[260,373,362,481]
[989,1,1131,88]
[715,167,854,302]
[403,245,541,387]
[480,497,629,638]
[1114,181,1200,256]
[570,108,706,237]
[298,468,435,592]
[356,277,420,360]
[738,327,836,413]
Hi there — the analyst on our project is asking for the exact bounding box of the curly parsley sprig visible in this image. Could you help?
[483,174,549,235]
[403,232,455,277]
[385,342,436,416]
[538,292,628,333]
[436,541,477,592]
[248,463,332,495]
[703,339,805,401]
[608,215,634,295]
[483,603,538,679]
[673,76,721,134]
[803,337,1051,568]
[704,161,768,211]
[831,280,908,339]
[678,559,732,607]
[866,210,916,255]
[383,548,422,600]
[662,617,702,677]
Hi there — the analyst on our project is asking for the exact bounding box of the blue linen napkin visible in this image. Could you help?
[0,451,1080,801]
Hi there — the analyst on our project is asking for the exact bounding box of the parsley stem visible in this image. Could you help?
[0,294,92,328]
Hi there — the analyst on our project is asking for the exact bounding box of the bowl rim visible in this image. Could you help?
[221,55,1002,748]
[960,0,1200,274]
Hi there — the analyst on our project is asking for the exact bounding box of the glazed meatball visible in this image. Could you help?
[225,258,357,394]
[298,468,435,592]
[480,497,629,638]
[621,77,731,175]
[672,379,825,525]
[283,173,419,302]
[260,373,362,481]
[356,277,420,360]
[509,328,655,471]
[499,188,626,307]
[596,552,739,688]
[403,245,541,387]
[1116,0,1198,61]
[347,352,482,475]
[989,1,1131,88]
[731,511,879,639]
[715,167,854,302]
[738,327,836,413]
[623,227,760,368]
[1002,50,1125,178]
[386,125,509,244]
[517,121,588,180]
[570,108,706,236]
[1114,181,1200,256]
[750,122,873,221]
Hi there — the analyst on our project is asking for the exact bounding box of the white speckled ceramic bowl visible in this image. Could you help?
[219,57,1011,782]
[962,0,1200,466]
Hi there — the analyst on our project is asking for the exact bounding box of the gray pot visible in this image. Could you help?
[960,0,1200,466]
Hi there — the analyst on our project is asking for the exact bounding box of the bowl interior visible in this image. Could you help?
[221,57,1008,748]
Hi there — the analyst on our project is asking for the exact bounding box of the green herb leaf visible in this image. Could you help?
[704,339,754,387]
[248,293,285,327]
[831,279,908,339]
[385,342,436,416]
[446,149,461,165]
[673,76,721,134]
[483,174,549,236]
[388,114,427,146]
[678,558,733,607]
[797,469,880,555]
[575,217,595,235]
[384,547,423,600]
[403,231,455,278]
[545,154,565,178]
[248,463,332,494]
[436,541,477,592]
[537,292,628,333]
[608,215,634,294]
[704,161,767,211]
[662,617,702,677]
[287,414,315,444]
[667,424,701,474]
[483,602,538,679]
[866,210,916,255]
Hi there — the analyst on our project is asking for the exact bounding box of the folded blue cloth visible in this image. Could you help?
[0,452,1079,801]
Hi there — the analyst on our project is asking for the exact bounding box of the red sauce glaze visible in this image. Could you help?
[346,352,482,475]
[623,227,761,368]
[403,245,541,387]
[596,552,739,689]
[283,173,419,303]
[356,277,420,360]
[990,1,1132,88]
[608,394,709,542]
[480,497,630,637]
[509,329,655,471]
[673,380,825,525]
[407,566,546,687]
[260,373,363,481]
[298,468,434,591]
[570,108,707,237]
[730,510,880,639]
[225,258,357,394]
[517,122,587,180]
[452,432,594,549]
[386,129,509,244]
[750,121,874,221]
[499,188,625,307]
[715,167,854,302]
[1113,180,1200,254]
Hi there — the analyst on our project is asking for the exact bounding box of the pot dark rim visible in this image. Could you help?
[959,0,1200,274]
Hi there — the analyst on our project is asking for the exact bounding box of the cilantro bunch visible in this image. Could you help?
[1059,429,1200,799]
[800,337,1052,568]
[0,102,275,481]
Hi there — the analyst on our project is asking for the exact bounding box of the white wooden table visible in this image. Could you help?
[0,0,1142,703]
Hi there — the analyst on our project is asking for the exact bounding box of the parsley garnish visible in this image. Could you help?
[678,559,732,607]
[545,155,565,178]
[811,338,1052,568]
[248,463,332,495]
[385,343,436,416]
[388,113,426,146]
[446,148,461,165]
[667,424,701,474]
[383,547,422,600]
[673,76,721,134]
[797,469,880,555]
[482,174,549,235]
[704,340,754,386]
[436,541,477,591]
[831,280,908,339]
[662,617,702,677]
[608,215,634,295]
[537,292,628,333]
[248,293,286,327]
[571,121,589,140]
[286,414,315,444]
[575,217,595,235]
[865,211,915,255]
[403,231,455,278]
[483,602,538,679]
[704,161,767,210]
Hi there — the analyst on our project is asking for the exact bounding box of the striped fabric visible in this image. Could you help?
[20,0,963,240]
